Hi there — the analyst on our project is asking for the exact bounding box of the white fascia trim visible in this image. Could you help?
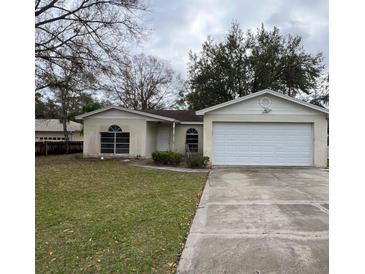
[36,130,82,133]
[75,106,179,122]
[179,122,204,125]
[195,89,329,115]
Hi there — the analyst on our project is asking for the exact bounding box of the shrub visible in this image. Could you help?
[152,151,184,166]
[169,152,183,166]
[186,155,210,168]
[152,151,169,165]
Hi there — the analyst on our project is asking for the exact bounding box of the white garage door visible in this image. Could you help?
[213,123,313,166]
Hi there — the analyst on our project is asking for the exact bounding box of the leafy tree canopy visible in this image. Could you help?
[308,73,329,108]
[35,93,61,119]
[35,92,105,120]
[181,23,326,110]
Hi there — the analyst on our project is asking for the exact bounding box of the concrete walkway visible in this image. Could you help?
[177,167,328,274]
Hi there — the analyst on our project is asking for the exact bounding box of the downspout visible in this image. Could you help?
[172,121,176,151]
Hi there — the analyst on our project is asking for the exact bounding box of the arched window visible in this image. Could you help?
[186,128,198,152]
[108,125,122,132]
[100,125,130,154]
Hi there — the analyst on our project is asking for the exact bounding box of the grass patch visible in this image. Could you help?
[36,155,206,273]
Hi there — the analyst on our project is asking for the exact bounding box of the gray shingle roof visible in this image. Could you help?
[35,119,82,132]
[142,110,203,122]
[75,107,203,122]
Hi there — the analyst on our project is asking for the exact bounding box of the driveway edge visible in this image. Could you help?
[176,171,211,273]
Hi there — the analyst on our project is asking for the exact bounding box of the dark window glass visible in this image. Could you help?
[188,144,198,152]
[108,125,122,132]
[116,132,130,143]
[100,148,114,153]
[186,128,198,152]
[101,137,114,143]
[116,144,129,154]
[186,136,198,143]
[101,132,114,138]
[101,143,114,149]
[100,130,129,154]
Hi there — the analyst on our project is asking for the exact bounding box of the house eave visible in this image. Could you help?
[75,106,179,122]
[195,89,329,115]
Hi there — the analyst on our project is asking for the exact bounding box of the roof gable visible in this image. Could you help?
[84,108,161,120]
[206,94,322,115]
[196,89,329,115]
[75,106,176,122]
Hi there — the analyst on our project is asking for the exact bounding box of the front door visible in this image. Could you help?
[156,126,170,151]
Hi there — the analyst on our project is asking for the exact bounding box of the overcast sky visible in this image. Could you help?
[139,0,328,78]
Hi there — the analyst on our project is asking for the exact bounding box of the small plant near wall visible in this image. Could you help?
[186,155,210,168]
[152,151,183,166]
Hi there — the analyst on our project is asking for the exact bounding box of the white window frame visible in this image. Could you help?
[186,128,199,152]
[100,125,130,154]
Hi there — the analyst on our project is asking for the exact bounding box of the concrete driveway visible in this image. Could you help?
[177,167,328,274]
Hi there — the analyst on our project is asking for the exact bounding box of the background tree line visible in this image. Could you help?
[35,0,181,143]
[35,1,328,138]
[179,23,328,110]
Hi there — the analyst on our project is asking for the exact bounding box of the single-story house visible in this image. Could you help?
[75,89,329,167]
[35,119,83,141]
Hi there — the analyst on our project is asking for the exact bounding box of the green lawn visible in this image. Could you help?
[36,155,207,273]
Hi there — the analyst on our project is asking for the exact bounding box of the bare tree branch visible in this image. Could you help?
[35,0,146,91]
[104,54,180,110]
[35,0,59,17]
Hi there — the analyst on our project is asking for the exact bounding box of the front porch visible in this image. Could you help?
[145,121,202,158]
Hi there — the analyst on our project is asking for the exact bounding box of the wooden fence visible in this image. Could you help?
[35,141,83,156]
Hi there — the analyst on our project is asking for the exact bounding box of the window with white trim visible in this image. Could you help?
[100,125,130,154]
[186,128,199,152]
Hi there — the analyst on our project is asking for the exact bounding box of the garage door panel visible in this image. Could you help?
[213,123,313,166]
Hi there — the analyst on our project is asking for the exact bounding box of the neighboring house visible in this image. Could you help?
[75,89,329,167]
[35,119,83,142]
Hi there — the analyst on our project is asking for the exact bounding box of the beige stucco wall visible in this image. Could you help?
[83,117,147,157]
[203,114,328,167]
[145,122,158,158]
[144,123,203,157]
[35,131,83,141]
[83,118,204,158]
[174,124,203,154]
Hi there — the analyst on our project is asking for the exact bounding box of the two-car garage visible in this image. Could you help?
[213,123,313,166]
[197,90,329,167]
